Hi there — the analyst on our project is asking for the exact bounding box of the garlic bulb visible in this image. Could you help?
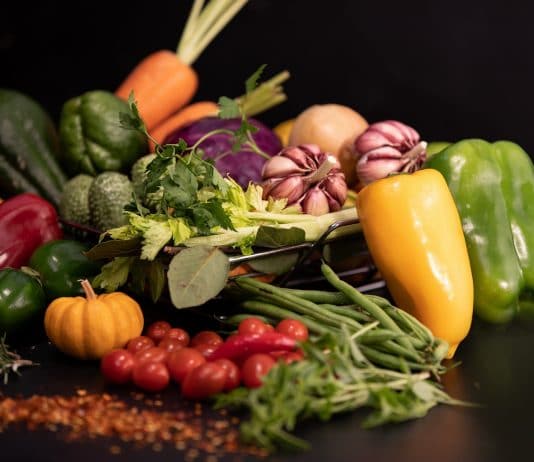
[354,120,427,186]
[261,144,348,216]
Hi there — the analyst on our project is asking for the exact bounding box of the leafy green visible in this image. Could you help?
[245,64,267,94]
[92,257,135,292]
[167,246,230,309]
[217,96,241,119]
[214,330,473,452]
[254,226,306,248]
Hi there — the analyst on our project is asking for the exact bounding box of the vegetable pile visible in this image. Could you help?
[4,0,534,457]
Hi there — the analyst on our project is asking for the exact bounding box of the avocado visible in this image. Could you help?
[88,172,133,231]
[58,174,93,225]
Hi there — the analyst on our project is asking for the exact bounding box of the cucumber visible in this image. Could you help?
[0,155,41,197]
[0,88,68,206]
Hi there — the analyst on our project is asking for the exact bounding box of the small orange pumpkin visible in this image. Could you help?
[44,279,144,360]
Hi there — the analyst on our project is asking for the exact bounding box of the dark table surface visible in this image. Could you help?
[1,298,532,462]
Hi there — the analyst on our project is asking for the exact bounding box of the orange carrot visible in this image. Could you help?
[116,51,198,131]
[114,0,248,130]
[148,70,291,151]
[148,101,219,151]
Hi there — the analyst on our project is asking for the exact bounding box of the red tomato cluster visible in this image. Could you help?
[100,317,309,400]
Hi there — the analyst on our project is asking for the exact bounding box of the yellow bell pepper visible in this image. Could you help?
[356,169,473,358]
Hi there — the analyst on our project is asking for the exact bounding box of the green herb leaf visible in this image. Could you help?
[254,226,306,248]
[218,96,241,119]
[248,252,299,275]
[85,238,142,260]
[167,246,230,308]
[245,64,267,94]
[92,257,136,292]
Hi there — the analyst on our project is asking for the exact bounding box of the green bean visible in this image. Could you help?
[318,304,372,323]
[241,300,332,336]
[371,340,424,363]
[355,329,402,345]
[283,288,350,305]
[235,278,364,332]
[359,346,435,372]
[383,306,434,345]
[320,263,417,354]
[222,313,275,327]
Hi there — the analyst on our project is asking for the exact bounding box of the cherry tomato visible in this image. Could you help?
[190,331,223,348]
[181,362,227,400]
[238,317,270,336]
[145,320,172,343]
[159,338,185,354]
[100,349,136,385]
[241,353,275,388]
[135,346,168,365]
[126,336,155,354]
[162,328,190,347]
[213,358,241,391]
[264,323,275,332]
[132,361,170,392]
[275,319,309,342]
[166,348,206,384]
[194,343,219,358]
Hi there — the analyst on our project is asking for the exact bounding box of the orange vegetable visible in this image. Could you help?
[44,279,144,360]
[148,101,219,151]
[114,0,248,130]
[116,52,199,131]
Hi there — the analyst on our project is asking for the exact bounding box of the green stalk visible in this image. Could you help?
[238,71,290,117]
[236,278,364,331]
[320,263,417,355]
[284,289,350,305]
[177,0,248,65]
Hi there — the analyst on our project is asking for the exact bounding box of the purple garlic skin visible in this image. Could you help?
[260,144,348,216]
[354,120,427,186]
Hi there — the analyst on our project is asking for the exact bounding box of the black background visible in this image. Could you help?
[3,0,534,153]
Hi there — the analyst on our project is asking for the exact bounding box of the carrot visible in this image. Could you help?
[148,70,291,151]
[148,101,219,151]
[115,0,248,130]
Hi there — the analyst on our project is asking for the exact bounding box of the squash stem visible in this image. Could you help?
[80,279,97,300]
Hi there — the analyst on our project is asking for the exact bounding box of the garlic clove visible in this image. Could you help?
[300,188,330,216]
[323,189,343,212]
[266,175,307,203]
[355,128,393,154]
[282,146,316,170]
[363,145,403,161]
[262,155,304,179]
[323,173,348,205]
[356,156,405,186]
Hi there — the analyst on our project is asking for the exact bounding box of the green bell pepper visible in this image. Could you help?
[29,240,102,300]
[59,90,147,176]
[0,268,46,336]
[424,139,534,323]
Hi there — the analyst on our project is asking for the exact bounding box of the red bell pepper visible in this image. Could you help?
[0,193,63,269]
[207,332,297,362]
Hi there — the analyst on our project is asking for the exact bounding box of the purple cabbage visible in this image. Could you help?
[163,117,282,188]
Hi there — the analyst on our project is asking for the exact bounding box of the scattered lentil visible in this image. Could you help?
[0,391,267,459]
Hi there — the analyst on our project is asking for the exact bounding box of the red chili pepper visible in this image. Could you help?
[0,193,63,269]
[207,332,297,362]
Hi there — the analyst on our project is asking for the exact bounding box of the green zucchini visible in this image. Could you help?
[0,88,68,206]
[0,155,40,197]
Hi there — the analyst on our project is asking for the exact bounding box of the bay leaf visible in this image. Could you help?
[248,252,299,275]
[167,245,229,309]
[85,237,142,261]
[254,226,305,248]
